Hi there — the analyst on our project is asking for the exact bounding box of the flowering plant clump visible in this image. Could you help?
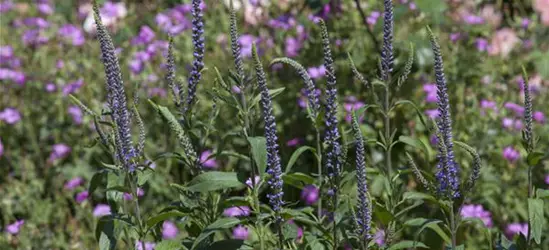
[1,0,548,249]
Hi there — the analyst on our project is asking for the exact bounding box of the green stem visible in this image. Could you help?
[384,85,392,177]
[450,205,457,250]
[526,165,533,249]
[128,172,145,250]
[315,129,323,219]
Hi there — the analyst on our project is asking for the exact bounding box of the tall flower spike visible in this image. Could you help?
[454,141,481,194]
[184,0,205,115]
[521,67,534,153]
[252,44,284,221]
[428,26,460,199]
[406,152,434,193]
[381,0,394,82]
[229,0,244,82]
[92,1,136,166]
[351,112,371,240]
[270,57,320,119]
[318,19,342,179]
[165,35,180,107]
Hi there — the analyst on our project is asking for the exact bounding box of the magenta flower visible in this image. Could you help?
[286,138,301,147]
[480,100,497,110]
[6,220,24,235]
[200,150,218,169]
[38,2,53,15]
[0,108,21,124]
[123,188,145,200]
[223,206,251,217]
[245,176,261,188]
[129,60,144,75]
[58,24,85,46]
[423,83,438,103]
[460,204,493,227]
[0,138,3,157]
[521,18,530,28]
[0,68,25,85]
[0,1,14,13]
[56,60,64,69]
[475,38,489,52]
[284,36,301,57]
[366,11,381,25]
[343,96,365,123]
[502,146,520,162]
[463,14,485,24]
[300,185,319,205]
[425,109,440,119]
[449,33,461,43]
[307,65,326,80]
[231,85,241,94]
[232,225,249,240]
[162,221,179,239]
[93,204,111,217]
[62,78,84,96]
[135,241,156,250]
[132,25,155,45]
[533,111,545,123]
[64,177,84,190]
[45,83,57,92]
[504,102,524,116]
[287,220,303,242]
[239,34,256,58]
[75,191,89,203]
[147,88,167,98]
[49,144,71,161]
[545,175,549,185]
[505,223,528,237]
[374,229,385,246]
[68,106,83,125]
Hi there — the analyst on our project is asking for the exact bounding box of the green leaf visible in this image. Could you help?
[137,167,155,186]
[399,135,430,159]
[282,172,315,189]
[146,210,186,228]
[405,218,451,244]
[89,171,105,194]
[403,191,437,203]
[387,240,429,249]
[285,146,315,174]
[105,185,131,194]
[282,222,299,240]
[186,172,245,192]
[250,87,286,110]
[96,217,116,250]
[536,189,549,199]
[155,240,183,250]
[526,151,544,166]
[247,137,268,175]
[393,100,428,129]
[528,198,544,244]
[192,218,241,250]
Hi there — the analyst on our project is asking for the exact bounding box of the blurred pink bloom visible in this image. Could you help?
[503,102,524,116]
[231,85,241,94]
[307,65,326,79]
[45,83,57,92]
[75,191,89,203]
[425,109,440,119]
[200,150,218,169]
[58,24,85,46]
[533,111,545,123]
[135,241,156,250]
[62,78,84,96]
[123,188,144,200]
[505,223,528,237]
[83,1,127,33]
[374,229,385,246]
[449,33,461,43]
[502,117,514,129]
[475,38,488,52]
[480,99,497,111]
[232,225,249,240]
[132,25,155,45]
[463,15,484,25]
[286,138,301,147]
[64,177,84,190]
[49,144,71,161]
[0,108,21,124]
[502,146,520,162]
[285,36,301,57]
[93,204,111,217]
[460,204,493,227]
[6,220,24,235]
[488,28,519,58]
[244,5,264,26]
[480,5,502,27]
[162,221,179,239]
[68,106,83,125]
[224,206,251,217]
[545,175,549,185]
[0,138,3,157]
[301,185,319,205]
[38,2,53,15]
[246,176,261,187]
[366,11,381,25]
[423,84,438,103]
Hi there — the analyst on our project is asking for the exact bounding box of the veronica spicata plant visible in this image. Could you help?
[406,27,483,250]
